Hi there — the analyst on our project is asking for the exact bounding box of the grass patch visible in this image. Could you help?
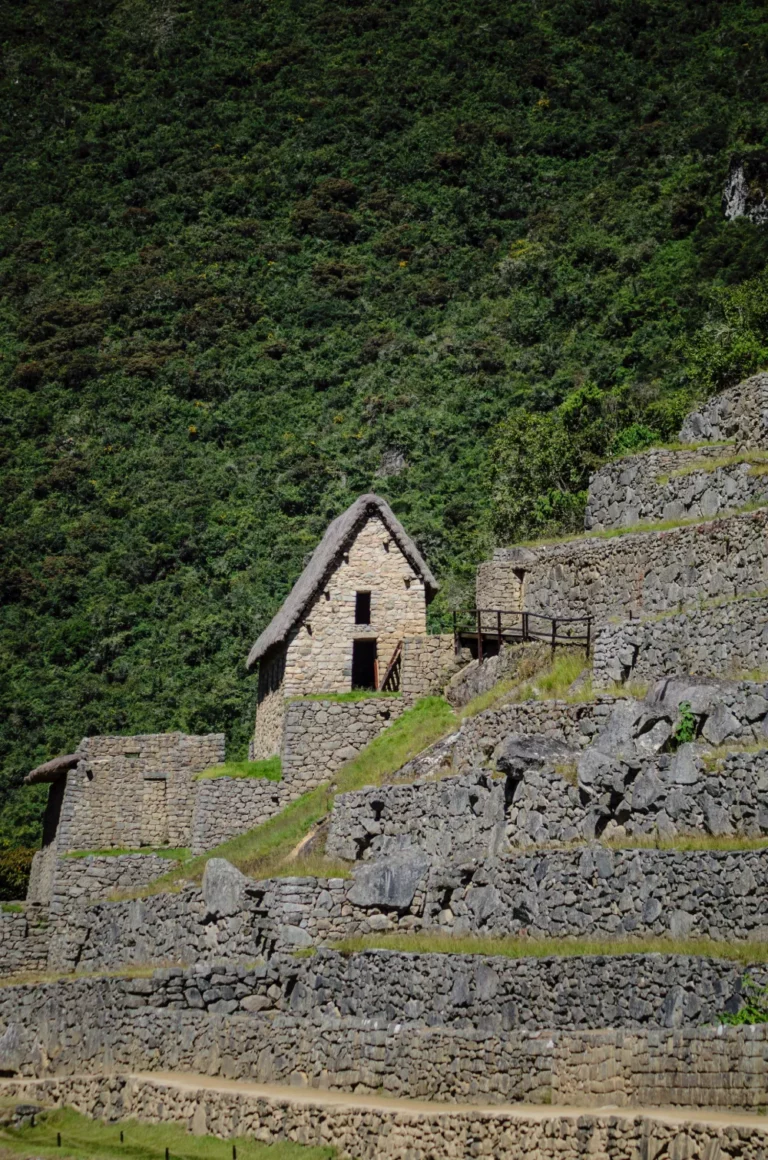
[136,697,458,892]
[0,903,23,915]
[657,448,768,484]
[195,756,281,782]
[330,931,768,965]
[289,690,401,703]
[516,499,767,550]
[0,1107,334,1159]
[606,834,768,853]
[65,847,189,860]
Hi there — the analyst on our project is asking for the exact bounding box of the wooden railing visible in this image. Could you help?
[452,609,592,661]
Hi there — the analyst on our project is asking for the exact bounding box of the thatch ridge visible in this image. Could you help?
[246,493,438,669]
[25,752,81,785]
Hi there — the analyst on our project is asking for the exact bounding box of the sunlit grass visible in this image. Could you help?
[195,756,282,781]
[288,690,402,703]
[657,448,768,484]
[134,697,458,892]
[516,499,768,550]
[0,1106,334,1160]
[330,931,768,965]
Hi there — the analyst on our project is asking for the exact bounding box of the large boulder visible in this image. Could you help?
[348,849,431,910]
[494,733,578,775]
[202,858,247,919]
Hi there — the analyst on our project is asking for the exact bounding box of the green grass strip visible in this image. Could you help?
[0,1107,334,1159]
[195,756,282,782]
[330,931,768,965]
[140,696,458,890]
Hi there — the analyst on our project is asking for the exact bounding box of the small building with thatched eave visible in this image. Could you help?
[246,493,440,759]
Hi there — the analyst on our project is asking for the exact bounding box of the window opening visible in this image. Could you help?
[355,591,371,624]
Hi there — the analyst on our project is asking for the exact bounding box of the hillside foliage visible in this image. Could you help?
[2,0,768,845]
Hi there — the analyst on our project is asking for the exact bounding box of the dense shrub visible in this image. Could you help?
[2,0,768,846]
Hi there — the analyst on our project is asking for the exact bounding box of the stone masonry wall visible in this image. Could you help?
[327,745,768,859]
[593,592,768,687]
[46,843,768,973]
[57,732,225,853]
[585,446,768,532]
[679,371,768,447]
[452,696,619,772]
[190,777,294,855]
[251,650,286,760]
[400,634,463,703]
[8,1072,768,1158]
[0,905,50,975]
[0,949,754,1051]
[3,951,768,1114]
[282,514,427,698]
[281,696,405,790]
[478,507,768,623]
[47,855,174,917]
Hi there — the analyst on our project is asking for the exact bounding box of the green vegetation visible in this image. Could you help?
[0,1107,335,1160]
[331,931,768,966]
[659,448,768,483]
[0,902,23,915]
[720,975,768,1024]
[0,848,36,902]
[65,846,189,859]
[140,696,457,888]
[607,835,768,853]
[5,2,768,847]
[672,700,697,746]
[195,756,282,781]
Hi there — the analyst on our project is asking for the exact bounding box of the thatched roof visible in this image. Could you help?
[246,493,438,669]
[25,752,81,785]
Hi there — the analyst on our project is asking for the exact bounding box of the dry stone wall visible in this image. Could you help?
[48,855,173,916]
[679,371,768,447]
[400,634,463,703]
[478,507,768,622]
[44,840,768,973]
[281,696,404,789]
[593,593,768,687]
[57,733,225,853]
[0,905,50,975]
[327,745,768,860]
[453,696,619,772]
[5,1069,768,1157]
[190,777,293,854]
[585,446,768,532]
[2,952,768,1113]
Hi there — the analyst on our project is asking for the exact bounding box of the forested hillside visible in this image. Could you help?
[2,0,768,845]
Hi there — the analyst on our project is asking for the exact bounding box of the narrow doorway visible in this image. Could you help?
[352,639,378,690]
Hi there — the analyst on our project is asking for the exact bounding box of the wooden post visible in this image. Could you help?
[477,609,484,663]
[551,617,557,656]
[453,610,458,654]
[497,609,502,650]
[585,616,591,657]
[522,611,529,642]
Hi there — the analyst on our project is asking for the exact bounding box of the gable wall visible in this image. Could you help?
[282,514,427,696]
[56,732,225,852]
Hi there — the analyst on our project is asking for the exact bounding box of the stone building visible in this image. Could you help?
[247,494,439,759]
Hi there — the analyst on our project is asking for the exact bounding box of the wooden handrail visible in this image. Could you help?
[453,608,593,661]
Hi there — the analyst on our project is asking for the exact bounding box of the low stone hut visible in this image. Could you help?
[247,494,439,759]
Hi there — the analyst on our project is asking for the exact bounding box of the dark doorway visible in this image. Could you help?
[352,639,378,689]
[355,591,371,624]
